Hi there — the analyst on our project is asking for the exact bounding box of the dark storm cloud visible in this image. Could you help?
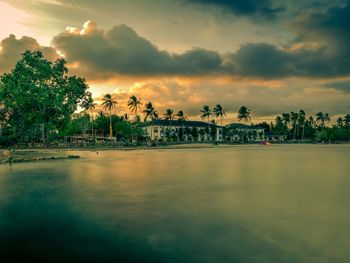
[0,34,57,74]
[184,0,285,20]
[51,23,223,78]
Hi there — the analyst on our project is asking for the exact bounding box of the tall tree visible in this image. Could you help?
[128,95,142,122]
[200,105,212,140]
[176,110,186,121]
[298,110,306,140]
[81,92,96,136]
[237,106,251,142]
[164,108,174,137]
[290,111,298,140]
[281,113,291,137]
[344,114,350,129]
[213,104,226,141]
[0,50,90,143]
[102,94,117,138]
[143,102,158,122]
[336,117,344,128]
[315,112,325,127]
[213,104,226,126]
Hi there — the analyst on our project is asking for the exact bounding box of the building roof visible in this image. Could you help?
[225,123,262,130]
[146,119,219,128]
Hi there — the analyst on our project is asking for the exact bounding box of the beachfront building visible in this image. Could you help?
[224,123,265,142]
[144,119,222,142]
[265,131,287,142]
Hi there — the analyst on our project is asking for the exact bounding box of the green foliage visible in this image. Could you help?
[0,50,90,144]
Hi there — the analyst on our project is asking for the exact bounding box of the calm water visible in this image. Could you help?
[1,145,350,263]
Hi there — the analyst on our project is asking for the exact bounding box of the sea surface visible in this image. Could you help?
[1,145,350,263]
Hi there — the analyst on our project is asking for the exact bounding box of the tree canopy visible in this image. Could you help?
[0,50,90,142]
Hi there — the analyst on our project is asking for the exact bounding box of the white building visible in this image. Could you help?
[224,123,265,142]
[144,119,222,142]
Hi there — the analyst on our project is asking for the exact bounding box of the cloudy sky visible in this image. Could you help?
[0,0,349,122]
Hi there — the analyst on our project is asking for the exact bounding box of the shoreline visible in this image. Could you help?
[1,143,349,165]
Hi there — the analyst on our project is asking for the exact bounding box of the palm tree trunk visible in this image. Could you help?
[302,123,305,141]
[109,110,113,139]
[207,116,210,142]
[221,116,223,142]
[90,109,94,138]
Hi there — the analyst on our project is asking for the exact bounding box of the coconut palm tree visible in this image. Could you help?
[298,110,306,140]
[344,114,350,129]
[315,112,325,127]
[237,106,251,142]
[176,110,186,121]
[213,104,226,141]
[128,95,142,122]
[102,93,117,138]
[164,109,174,139]
[324,113,331,127]
[164,108,174,121]
[337,117,344,127]
[81,94,96,136]
[176,110,187,141]
[200,105,212,140]
[290,111,298,140]
[213,104,226,126]
[143,102,158,122]
[281,112,291,137]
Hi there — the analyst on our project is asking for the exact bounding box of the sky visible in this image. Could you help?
[0,0,349,123]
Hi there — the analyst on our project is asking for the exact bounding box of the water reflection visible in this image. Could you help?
[1,145,350,262]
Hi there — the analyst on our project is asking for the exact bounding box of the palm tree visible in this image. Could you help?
[324,113,331,127]
[164,108,174,121]
[298,110,306,140]
[102,93,117,138]
[143,102,158,122]
[290,111,298,140]
[315,112,325,127]
[176,110,186,121]
[237,106,251,142]
[176,110,187,141]
[213,104,226,141]
[200,105,212,141]
[337,117,344,127]
[81,94,96,136]
[213,104,226,126]
[128,95,142,122]
[281,112,291,137]
[344,114,350,129]
[164,109,174,139]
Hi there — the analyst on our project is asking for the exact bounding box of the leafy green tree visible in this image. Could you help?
[102,94,117,138]
[0,50,90,143]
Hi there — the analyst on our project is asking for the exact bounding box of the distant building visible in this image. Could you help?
[224,123,265,142]
[265,131,287,142]
[144,119,221,142]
